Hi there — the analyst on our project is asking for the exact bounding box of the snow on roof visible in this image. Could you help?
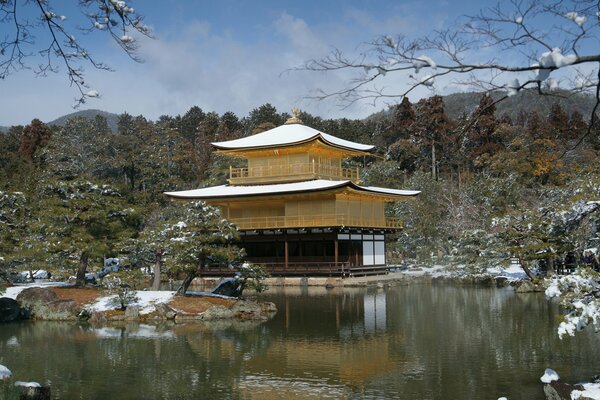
[164,179,420,199]
[212,123,375,152]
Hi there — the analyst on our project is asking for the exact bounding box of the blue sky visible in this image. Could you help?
[0,0,579,126]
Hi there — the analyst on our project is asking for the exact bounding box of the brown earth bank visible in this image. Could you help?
[2,286,276,324]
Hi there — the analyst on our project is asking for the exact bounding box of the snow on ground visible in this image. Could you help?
[571,382,600,399]
[399,264,450,277]
[88,290,175,314]
[487,264,528,281]
[2,282,72,300]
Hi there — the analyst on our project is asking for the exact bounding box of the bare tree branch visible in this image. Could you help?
[299,0,600,147]
[0,0,152,107]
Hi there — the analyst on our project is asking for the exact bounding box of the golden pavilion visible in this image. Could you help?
[165,111,419,276]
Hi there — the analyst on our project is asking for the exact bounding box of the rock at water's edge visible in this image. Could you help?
[516,280,544,293]
[543,380,586,400]
[16,287,58,304]
[0,297,25,322]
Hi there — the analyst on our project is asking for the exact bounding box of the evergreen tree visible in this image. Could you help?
[168,202,243,295]
[28,181,141,285]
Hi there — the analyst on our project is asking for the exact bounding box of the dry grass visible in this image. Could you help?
[169,296,235,314]
[51,287,103,307]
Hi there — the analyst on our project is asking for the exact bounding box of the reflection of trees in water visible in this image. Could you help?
[383,285,600,399]
[1,286,599,399]
[0,321,272,399]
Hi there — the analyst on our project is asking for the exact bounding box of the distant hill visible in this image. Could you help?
[47,109,120,133]
[0,126,8,133]
[442,89,596,120]
[366,89,597,122]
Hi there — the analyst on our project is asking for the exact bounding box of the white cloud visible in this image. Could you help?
[0,8,442,126]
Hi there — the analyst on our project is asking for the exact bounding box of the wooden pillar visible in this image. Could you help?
[284,234,289,269]
[334,238,339,265]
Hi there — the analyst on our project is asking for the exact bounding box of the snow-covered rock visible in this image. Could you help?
[0,364,11,382]
[541,368,560,383]
[14,381,41,388]
[571,382,600,399]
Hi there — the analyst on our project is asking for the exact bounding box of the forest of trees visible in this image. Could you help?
[1,94,599,285]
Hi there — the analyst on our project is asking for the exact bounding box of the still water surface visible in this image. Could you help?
[1,284,599,399]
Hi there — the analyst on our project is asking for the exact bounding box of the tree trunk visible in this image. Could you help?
[431,139,436,180]
[177,273,195,296]
[176,255,205,296]
[76,254,89,286]
[546,256,556,277]
[517,255,536,281]
[152,254,162,291]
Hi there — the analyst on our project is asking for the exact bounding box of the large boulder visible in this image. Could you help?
[0,298,24,322]
[48,299,78,315]
[543,381,586,400]
[14,381,51,400]
[200,305,234,321]
[515,280,544,293]
[16,287,58,304]
[231,300,277,321]
[17,287,80,320]
[211,277,244,297]
[125,305,140,320]
[155,303,177,320]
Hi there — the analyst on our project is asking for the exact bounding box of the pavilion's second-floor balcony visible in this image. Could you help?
[229,214,402,230]
[228,162,360,185]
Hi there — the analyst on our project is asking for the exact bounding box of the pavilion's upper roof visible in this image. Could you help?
[211,123,375,153]
[164,179,420,201]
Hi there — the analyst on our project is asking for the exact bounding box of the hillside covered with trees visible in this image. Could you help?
[1,92,599,283]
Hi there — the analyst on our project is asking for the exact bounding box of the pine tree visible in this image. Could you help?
[167,201,244,295]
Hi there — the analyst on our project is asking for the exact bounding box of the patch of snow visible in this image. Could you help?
[89,290,175,314]
[419,74,435,87]
[412,55,437,73]
[565,11,586,27]
[19,270,50,279]
[0,364,11,380]
[86,90,99,97]
[506,79,520,96]
[571,382,600,399]
[539,48,576,69]
[14,381,41,388]
[212,123,374,152]
[401,264,449,278]
[2,282,71,300]
[541,368,560,383]
[165,180,420,200]
[487,263,527,282]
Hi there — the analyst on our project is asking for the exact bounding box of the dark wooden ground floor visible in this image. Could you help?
[201,228,393,277]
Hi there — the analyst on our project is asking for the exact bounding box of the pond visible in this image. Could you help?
[1,283,599,399]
